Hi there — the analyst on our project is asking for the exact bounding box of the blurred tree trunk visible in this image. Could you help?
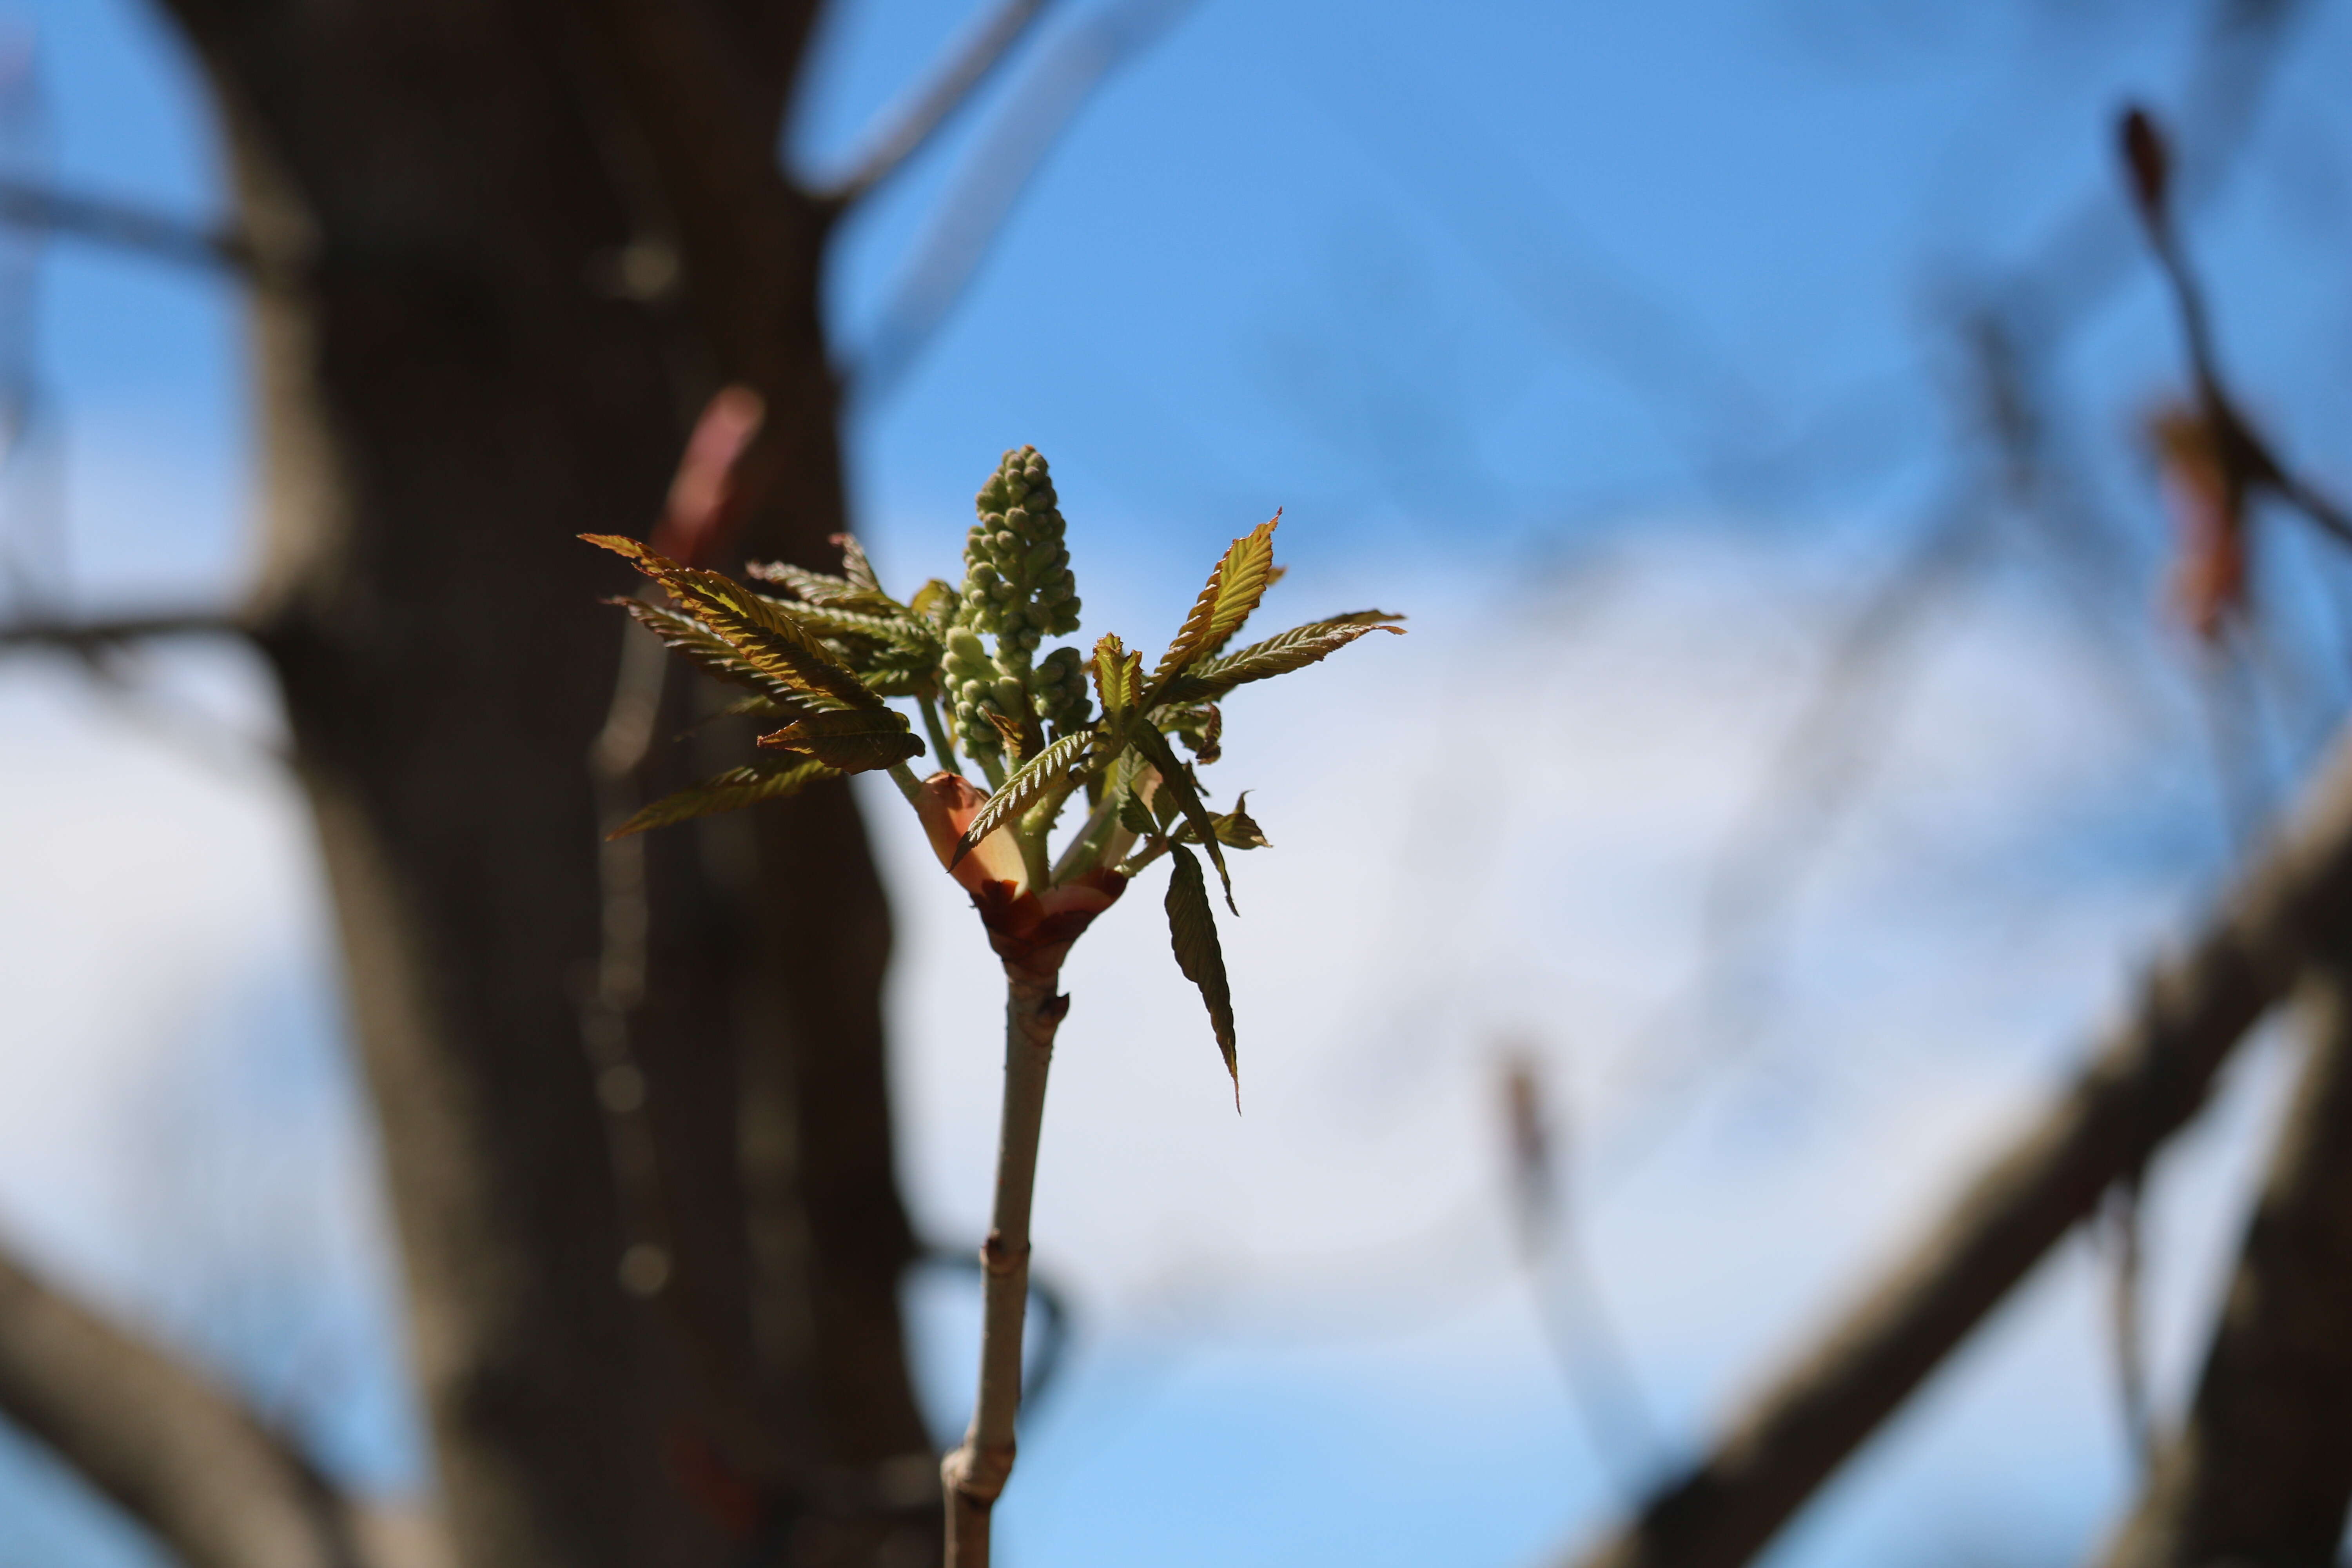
[145,4,932,1566]
[2094,943,2352,1568]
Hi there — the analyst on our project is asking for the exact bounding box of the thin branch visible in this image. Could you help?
[0,177,253,276]
[2092,944,2352,1568]
[819,0,1058,210]
[0,608,250,651]
[0,1239,366,1568]
[849,0,1196,407]
[1559,722,2352,1568]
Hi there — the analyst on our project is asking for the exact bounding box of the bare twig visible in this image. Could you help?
[2092,942,2352,1568]
[1560,724,2352,1568]
[0,176,253,276]
[0,607,249,650]
[2124,106,2352,554]
[851,0,1196,406]
[1503,1053,1667,1498]
[0,1240,366,1568]
[820,0,1059,210]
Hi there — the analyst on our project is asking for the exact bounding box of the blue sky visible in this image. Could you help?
[7,0,2352,1565]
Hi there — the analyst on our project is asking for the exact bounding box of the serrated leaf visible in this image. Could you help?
[950,730,1095,869]
[1129,724,1231,910]
[608,759,837,838]
[1091,633,1140,720]
[619,599,796,702]
[1147,512,1280,697]
[1173,790,1269,850]
[755,707,923,773]
[746,557,899,614]
[587,535,882,711]
[1158,613,1405,705]
[767,599,935,651]
[1165,842,1238,1102]
[831,532,885,596]
[1202,566,1286,659]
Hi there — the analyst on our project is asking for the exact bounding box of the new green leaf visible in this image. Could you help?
[1147,513,1280,698]
[756,707,923,773]
[950,730,1096,868]
[1158,612,1405,705]
[1129,724,1232,910]
[1165,842,1239,1102]
[609,759,837,839]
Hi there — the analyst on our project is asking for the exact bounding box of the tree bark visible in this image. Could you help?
[1562,726,2352,1568]
[0,1241,364,1568]
[135,3,933,1565]
[2092,946,2352,1568]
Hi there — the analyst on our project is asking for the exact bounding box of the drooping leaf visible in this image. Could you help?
[1091,633,1141,720]
[1172,790,1270,850]
[1129,723,1232,910]
[1167,702,1222,765]
[1118,787,1158,837]
[950,730,1096,868]
[1158,612,1405,705]
[619,599,795,701]
[608,759,837,838]
[1165,842,1238,1102]
[755,707,923,773]
[1146,513,1280,697]
[586,535,882,711]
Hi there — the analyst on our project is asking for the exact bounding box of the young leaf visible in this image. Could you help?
[755,707,923,773]
[747,557,898,615]
[767,600,934,651]
[1158,613,1405,705]
[587,535,882,711]
[950,730,1096,868]
[1172,791,1270,850]
[831,532,886,596]
[1146,513,1279,697]
[1165,842,1239,1102]
[619,599,796,702]
[1091,633,1140,720]
[609,759,837,838]
[1129,724,1232,910]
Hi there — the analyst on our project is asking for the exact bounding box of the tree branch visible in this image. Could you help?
[2091,942,2352,1567]
[0,1240,365,1568]
[848,0,1195,407]
[1559,724,2352,1568]
[0,177,253,277]
[818,0,1057,211]
[0,609,251,652]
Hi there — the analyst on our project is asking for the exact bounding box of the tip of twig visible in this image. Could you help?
[2120,104,2169,225]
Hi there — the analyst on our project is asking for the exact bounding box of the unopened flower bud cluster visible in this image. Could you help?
[947,447,1091,760]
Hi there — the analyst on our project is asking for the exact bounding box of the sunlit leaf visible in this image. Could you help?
[586,535,882,711]
[1165,842,1238,1102]
[756,707,923,773]
[1147,513,1279,697]
[1158,612,1405,705]
[832,532,886,597]
[608,759,837,838]
[1091,633,1140,720]
[950,730,1096,868]
[619,598,795,701]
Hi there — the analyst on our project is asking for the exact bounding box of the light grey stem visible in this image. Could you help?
[942,962,1066,1568]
